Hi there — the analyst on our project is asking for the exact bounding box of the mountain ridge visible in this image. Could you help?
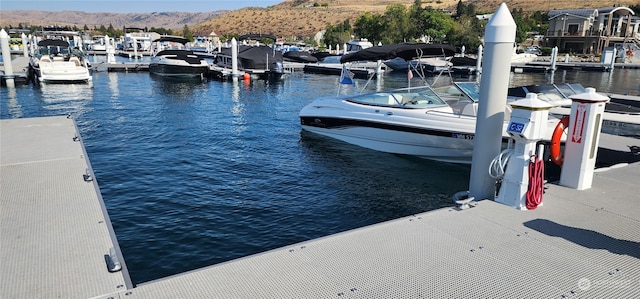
[1,0,636,38]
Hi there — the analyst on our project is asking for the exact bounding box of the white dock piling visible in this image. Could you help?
[476,45,483,74]
[549,46,558,71]
[21,33,28,57]
[469,3,516,201]
[231,38,239,77]
[0,29,16,88]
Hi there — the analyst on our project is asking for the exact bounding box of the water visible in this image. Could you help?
[1,68,637,284]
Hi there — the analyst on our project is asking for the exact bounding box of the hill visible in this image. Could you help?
[194,0,637,38]
[1,0,636,38]
[0,10,226,31]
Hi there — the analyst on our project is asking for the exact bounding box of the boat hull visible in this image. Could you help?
[300,115,478,164]
[149,63,209,78]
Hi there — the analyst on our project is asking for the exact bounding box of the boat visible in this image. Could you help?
[149,36,210,79]
[301,43,562,163]
[299,83,564,164]
[29,39,92,84]
[213,44,284,80]
[381,43,457,73]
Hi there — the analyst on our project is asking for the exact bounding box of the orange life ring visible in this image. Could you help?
[550,115,569,166]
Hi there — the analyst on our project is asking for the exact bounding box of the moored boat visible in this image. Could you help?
[149,36,210,79]
[29,39,92,84]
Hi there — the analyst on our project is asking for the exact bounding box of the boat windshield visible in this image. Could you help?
[345,86,447,108]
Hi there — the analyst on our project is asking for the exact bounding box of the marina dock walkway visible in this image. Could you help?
[1,116,638,298]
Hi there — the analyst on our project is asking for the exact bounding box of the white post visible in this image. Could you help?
[106,35,116,64]
[21,33,29,57]
[559,88,609,190]
[476,44,483,74]
[564,53,569,63]
[550,46,558,71]
[609,47,616,70]
[343,43,347,54]
[0,29,15,88]
[231,37,238,77]
[132,37,138,60]
[469,3,516,201]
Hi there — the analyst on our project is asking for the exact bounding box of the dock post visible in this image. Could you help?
[476,45,483,74]
[231,38,238,77]
[0,29,16,88]
[609,47,616,71]
[549,46,558,72]
[21,33,28,57]
[469,3,516,201]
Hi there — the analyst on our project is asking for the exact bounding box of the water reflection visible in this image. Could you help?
[5,88,22,118]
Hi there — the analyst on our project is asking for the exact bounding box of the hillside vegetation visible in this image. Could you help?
[1,0,636,39]
[193,0,638,38]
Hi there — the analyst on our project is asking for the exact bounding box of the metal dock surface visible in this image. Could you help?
[1,116,639,298]
[0,116,132,298]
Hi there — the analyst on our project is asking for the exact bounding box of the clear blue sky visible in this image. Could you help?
[0,0,283,13]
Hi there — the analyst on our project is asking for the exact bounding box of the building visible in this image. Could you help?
[545,6,639,55]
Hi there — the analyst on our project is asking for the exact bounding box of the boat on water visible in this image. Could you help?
[381,43,457,73]
[29,39,92,84]
[299,83,563,164]
[149,36,210,79]
[301,43,563,164]
[214,44,284,80]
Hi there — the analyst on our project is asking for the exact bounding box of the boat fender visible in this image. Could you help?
[550,116,569,166]
[453,191,474,210]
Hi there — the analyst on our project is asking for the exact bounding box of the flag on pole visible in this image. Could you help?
[340,64,355,84]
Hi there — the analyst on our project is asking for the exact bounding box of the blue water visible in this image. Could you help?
[1,69,637,284]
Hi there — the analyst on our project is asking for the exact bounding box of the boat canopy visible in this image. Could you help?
[283,51,318,63]
[37,39,70,47]
[153,36,190,44]
[340,43,457,63]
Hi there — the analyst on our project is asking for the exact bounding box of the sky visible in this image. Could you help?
[0,0,283,13]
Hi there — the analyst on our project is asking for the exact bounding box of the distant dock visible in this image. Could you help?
[1,116,639,298]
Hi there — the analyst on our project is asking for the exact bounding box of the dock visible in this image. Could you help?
[1,116,639,298]
[0,56,30,85]
[0,116,133,298]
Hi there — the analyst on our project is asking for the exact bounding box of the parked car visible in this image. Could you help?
[525,46,542,55]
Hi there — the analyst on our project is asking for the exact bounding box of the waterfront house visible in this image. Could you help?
[545,6,639,55]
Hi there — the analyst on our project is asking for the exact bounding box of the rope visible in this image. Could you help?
[489,148,513,181]
[526,154,544,210]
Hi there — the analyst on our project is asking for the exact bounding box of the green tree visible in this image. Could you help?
[382,4,411,43]
[353,12,385,44]
[448,15,484,52]
[419,8,455,42]
[322,21,351,47]
[182,25,193,41]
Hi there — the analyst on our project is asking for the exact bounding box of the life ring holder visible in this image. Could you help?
[550,115,569,166]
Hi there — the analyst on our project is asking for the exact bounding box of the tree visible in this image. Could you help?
[419,9,455,43]
[322,21,351,47]
[182,25,193,41]
[353,12,385,44]
[382,4,411,43]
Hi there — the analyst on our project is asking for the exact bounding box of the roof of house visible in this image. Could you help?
[548,6,635,19]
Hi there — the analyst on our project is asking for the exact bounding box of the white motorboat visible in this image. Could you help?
[299,83,561,164]
[29,39,92,84]
[149,36,210,79]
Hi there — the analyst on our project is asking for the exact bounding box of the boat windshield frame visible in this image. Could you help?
[344,86,448,108]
